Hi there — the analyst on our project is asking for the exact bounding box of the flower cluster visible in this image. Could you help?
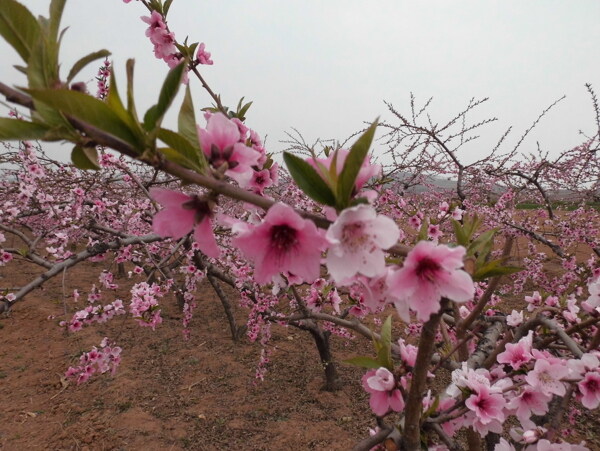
[129,282,164,330]
[65,338,122,384]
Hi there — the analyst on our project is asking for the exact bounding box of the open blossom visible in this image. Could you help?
[387,241,474,322]
[506,309,524,326]
[362,367,404,416]
[525,358,569,397]
[150,188,219,258]
[306,148,381,193]
[325,205,399,283]
[198,113,261,188]
[578,371,600,409]
[497,331,533,370]
[465,384,506,424]
[232,203,328,284]
[507,387,552,429]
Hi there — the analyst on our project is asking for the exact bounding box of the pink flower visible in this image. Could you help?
[362,368,405,416]
[325,205,399,283]
[497,332,533,370]
[427,224,443,242]
[196,43,213,65]
[150,188,219,258]
[506,310,524,327]
[507,387,552,429]
[465,384,506,424]
[306,148,381,193]
[232,203,328,284]
[578,371,600,409]
[387,241,474,322]
[525,358,568,397]
[197,113,260,188]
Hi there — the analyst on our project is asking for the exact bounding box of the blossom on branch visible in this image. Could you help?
[325,204,399,283]
[387,241,474,322]
[150,188,219,258]
[198,113,261,188]
[233,203,328,284]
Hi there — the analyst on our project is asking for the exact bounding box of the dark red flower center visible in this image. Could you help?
[182,196,212,223]
[415,257,441,281]
[270,225,298,251]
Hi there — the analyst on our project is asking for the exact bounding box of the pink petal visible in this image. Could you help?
[193,217,220,258]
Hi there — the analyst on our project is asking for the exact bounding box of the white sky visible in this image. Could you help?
[2,0,599,165]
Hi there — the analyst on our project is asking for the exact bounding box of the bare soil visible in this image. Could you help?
[0,260,374,450]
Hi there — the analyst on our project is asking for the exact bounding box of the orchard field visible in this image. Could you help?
[1,1,600,450]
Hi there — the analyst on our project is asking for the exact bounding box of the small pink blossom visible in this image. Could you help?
[387,241,474,322]
[578,371,600,409]
[198,113,260,188]
[196,43,213,65]
[525,358,568,397]
[362,367,405,416]
[325,205,399,283]
[465,384,506,424]
[497,332,533,370]
[232,203,328,284]
[506,309,524,327]
[150,188,219,258]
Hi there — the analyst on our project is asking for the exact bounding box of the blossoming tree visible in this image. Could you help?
[1,1,599,449]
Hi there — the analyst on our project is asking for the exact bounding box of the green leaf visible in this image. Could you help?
[71,145,100,170]
[143,61,186,131]
[66,49,111,84]
[27,89,142,148]
[376,315,393,371]
[337,119,378,208]
[0,0,40,62]
[452,219,469,247]
[0,118,49,141]
[178,85,199,146]
[106,67,144,140]
[158,128,206,172]
[417,218,430,242]
[473,260,522,282]
[48,0,67,42]
[125,59,139,121]
[163,0,174,15]
[463,214,482,241]
[343,356,382,369]
[467,228,497,258]
[283,152,337,206]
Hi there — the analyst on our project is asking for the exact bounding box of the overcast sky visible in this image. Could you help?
[2,1,599,165]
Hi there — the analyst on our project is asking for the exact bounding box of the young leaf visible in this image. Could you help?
[48,0,67,42]
[158,128,206,172]
[0,0,40,62]
[66,49,111,84]
[125,59,139,121]
[27,89,142,148]
[467,228,497,258]
[178,85,199,146]
[343,356,382,370]
[375,315,393,371]
[106,67,144,141]
[143,61,186,131]
[451,219,469,247]
[337,119,378,207]
[71,145,100,170]
[0,118,49,141]
[283,152,337,206]
[473,260,521,282]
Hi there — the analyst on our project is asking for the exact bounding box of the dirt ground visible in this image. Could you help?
[1,254,599,450]
[0,260,374,450]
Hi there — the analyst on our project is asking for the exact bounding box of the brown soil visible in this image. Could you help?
[0,260,374,450]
